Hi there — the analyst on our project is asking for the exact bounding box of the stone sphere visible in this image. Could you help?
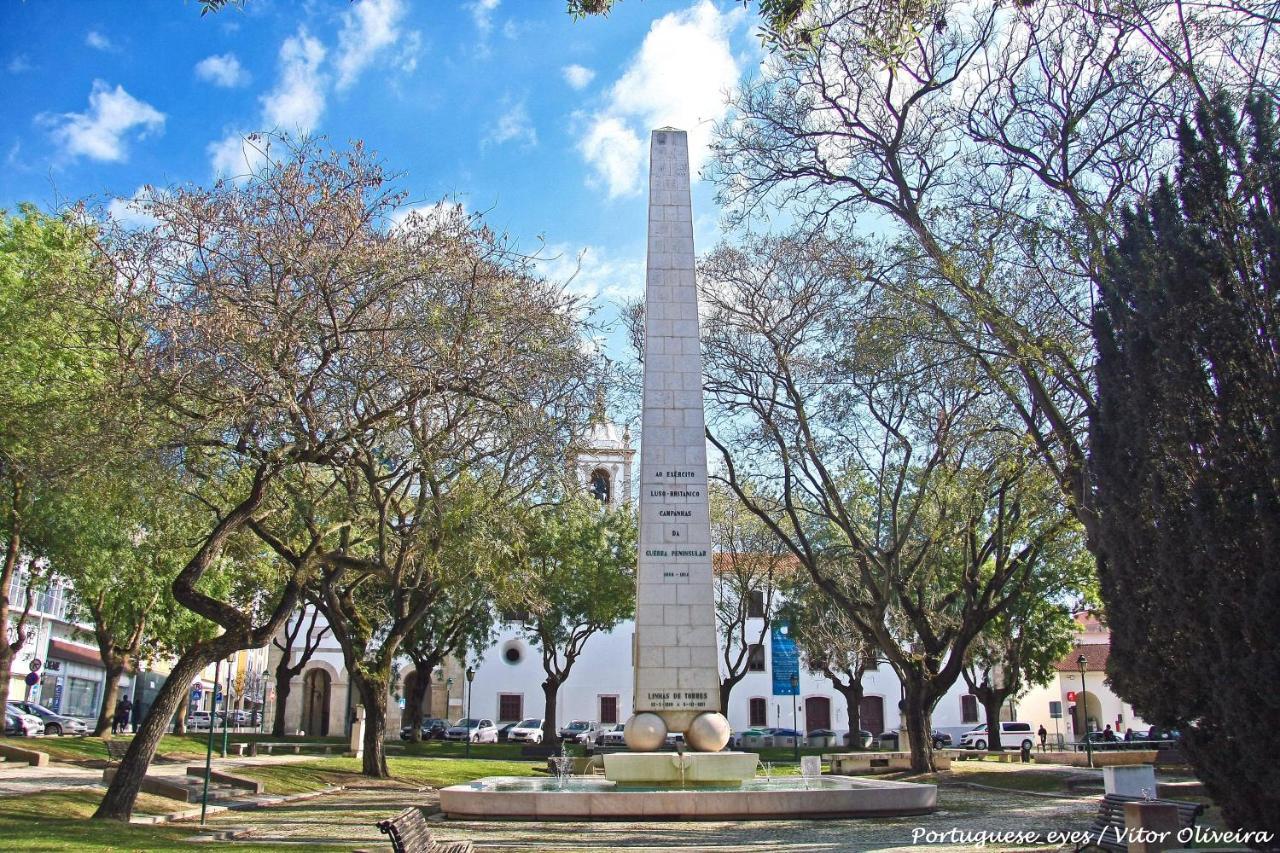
[685,711,731,752]
[623,712,667,752]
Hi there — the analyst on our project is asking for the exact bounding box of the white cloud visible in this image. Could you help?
[41,80,165,163]
[85,31,115,52]
[107,186,160,229]
[487,100,537,147]
[195,53,250,88]
[260,28,327,133]
[207,132,270,179]
[468,0,501,34]
[539,244,645,302]
[7,55,32,74]
[578,116,643,199]
[562,64,595,90]
[335,0,411,91]
[577,0,744,198]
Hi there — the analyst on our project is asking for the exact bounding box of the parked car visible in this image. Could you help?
[931,731,953,749]
[5,709,31,737]
[8,701,86,736]
[959,721,1035,751]
[497,722,520,742]
[507,718,545,744]
[5,706,44,736]
[400,717,450,741]
[558,720,603,744]
[596,724,627,746]
[444,718,498,743]
[187,711,213,731]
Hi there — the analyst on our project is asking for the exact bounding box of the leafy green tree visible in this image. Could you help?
[1092,94,1280,835]
[399,580,498,743]
[515,492,636,745]
[961,593,1080,751]
[0,204,119,726]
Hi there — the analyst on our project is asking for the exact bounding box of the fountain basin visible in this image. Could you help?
[603,751,759,784]
[439,775,937,820]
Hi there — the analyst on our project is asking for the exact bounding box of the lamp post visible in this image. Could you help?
[1077,654,1093,769]
[790,672,800,763]
[465,667,475,759]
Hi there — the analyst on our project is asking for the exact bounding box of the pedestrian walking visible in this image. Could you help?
[1037,725,1048,751]
[112,698,128,735]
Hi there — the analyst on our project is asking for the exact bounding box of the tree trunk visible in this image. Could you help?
[94,647,213,820]
[719,671,746,717]
[173,698,188,736]
[832,681,864,744]
[981,693,1006,751]
[404,668,429,743]
[0,498,23,737]
[901,683,936,773]
[541,679,561,746]
[94,662,125,738]
[271,660,293,738]
[350,671,389,778]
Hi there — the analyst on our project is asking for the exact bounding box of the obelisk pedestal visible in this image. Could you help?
[609,129,746,783]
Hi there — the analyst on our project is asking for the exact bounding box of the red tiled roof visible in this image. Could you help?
[1054,643,1110,672]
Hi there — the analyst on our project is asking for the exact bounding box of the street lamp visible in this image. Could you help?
[1077,654,1093,769]
[790,672,800,763]
[465,667,475,759]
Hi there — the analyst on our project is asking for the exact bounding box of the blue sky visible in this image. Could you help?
[1,0,763,357]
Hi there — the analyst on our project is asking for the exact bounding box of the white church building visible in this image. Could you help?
[264,416,1112,745]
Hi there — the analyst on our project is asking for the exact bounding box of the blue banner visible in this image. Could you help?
[771,621,799,696]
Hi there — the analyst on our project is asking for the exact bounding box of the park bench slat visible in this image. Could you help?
[104,740,130,762]
[376,806,473,853]
[1076,793,1205,852]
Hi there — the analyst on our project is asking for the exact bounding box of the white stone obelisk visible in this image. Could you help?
[622,128,730,754]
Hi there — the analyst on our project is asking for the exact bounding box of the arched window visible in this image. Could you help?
[589,468,611,504]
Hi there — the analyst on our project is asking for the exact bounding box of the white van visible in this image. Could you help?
[958,721,1035,751]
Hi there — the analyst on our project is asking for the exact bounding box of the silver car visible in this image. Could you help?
[10,701,87,736]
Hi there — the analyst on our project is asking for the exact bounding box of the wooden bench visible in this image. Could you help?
[376,807,473,853]
[248,741,336,756]
[105,739,130,765]
[1075,793,1205,852]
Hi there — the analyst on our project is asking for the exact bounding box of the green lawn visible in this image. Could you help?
[24,734,225,764]
[0,790,349,852]
[235,755,543,795]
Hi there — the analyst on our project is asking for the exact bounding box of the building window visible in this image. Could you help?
[747,589,765,619]
[64,676,100,719]
[961,694,979,724]
[589,468,611,504]
[749,697,768,727]
[747,644,766,672]
[498,693,523,722]
[599,695,619,725]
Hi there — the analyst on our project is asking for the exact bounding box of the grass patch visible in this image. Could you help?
[950,768,1076,794]
[26,734,221,765]
[0,790,347,851]
[235,755,544,796]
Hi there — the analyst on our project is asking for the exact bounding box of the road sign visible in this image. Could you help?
[1049,700,1063,719]
[191,685,203,701]
[28,658,41,672]
[24,671,39,686]
[1066,691,1077,702]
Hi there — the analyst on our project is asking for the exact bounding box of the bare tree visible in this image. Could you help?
[699,235,1080,771]
[269,602,330,738]
[710,482,788,715]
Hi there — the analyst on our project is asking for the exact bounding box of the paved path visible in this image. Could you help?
[195,781,1101,852]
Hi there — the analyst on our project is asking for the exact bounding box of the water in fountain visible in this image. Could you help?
[552,743,574,789]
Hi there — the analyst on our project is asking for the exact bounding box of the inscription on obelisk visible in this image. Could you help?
[625,128,728,752]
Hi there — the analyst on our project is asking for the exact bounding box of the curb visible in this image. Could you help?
[129,785,345,826]
[952,781,1099,801]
